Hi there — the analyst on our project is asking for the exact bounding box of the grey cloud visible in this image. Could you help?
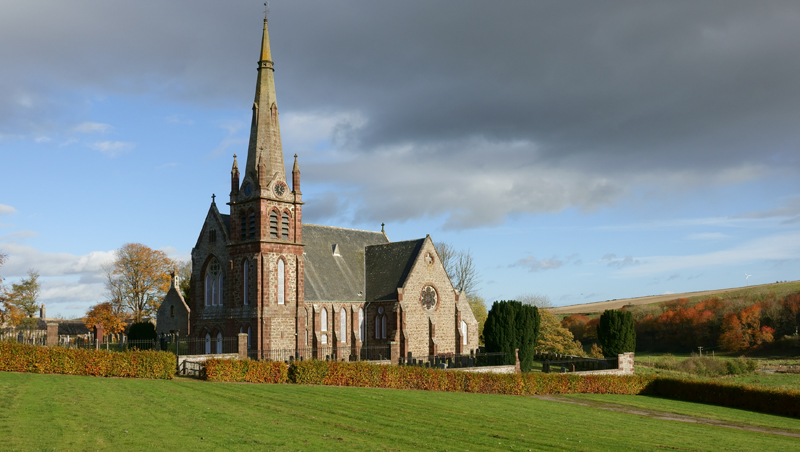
[4,1,800,228]
[601,254,641,269]
[510,253,580,273]
[735,197,800,220]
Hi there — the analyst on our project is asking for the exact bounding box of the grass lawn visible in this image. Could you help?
[2,372,800,451]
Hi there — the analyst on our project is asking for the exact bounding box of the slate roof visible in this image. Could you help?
[364,239,425,302]
[220,213,231,236]
[35,319,91,336]
[303,224,389,302]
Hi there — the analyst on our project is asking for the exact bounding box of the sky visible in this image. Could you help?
[1,0,799,319]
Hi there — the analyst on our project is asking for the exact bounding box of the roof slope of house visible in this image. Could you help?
[303,224,389,302]
[364,239,425,302]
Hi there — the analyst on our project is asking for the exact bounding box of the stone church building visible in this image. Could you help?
[179,16,479,361]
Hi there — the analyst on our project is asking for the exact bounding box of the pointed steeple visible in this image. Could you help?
[244,15,285,191]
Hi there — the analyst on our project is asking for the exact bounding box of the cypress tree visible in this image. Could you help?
[484,300,540,371]
[597,309,636,357]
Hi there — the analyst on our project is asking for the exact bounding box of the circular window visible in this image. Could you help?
[420,285,437,310]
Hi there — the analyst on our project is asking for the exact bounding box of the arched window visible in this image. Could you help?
[170,305,175,318]
[374,315,380,339]
[240,213,246,240]
[205,259,221,307]
[304,308,308,327]
[204,333,211,354]
[216,332,223,354]
[381,316,387,339]
[305,329,308,346]
[321,308,328,331]
[217,272,223,306]
[248,211,256,239]
[277,259,285,305]
[340,308,347,343]
[358,308,364,342]
[243,259,249,305]
[269,211,279,238]
[247,326,251,349]
[461,320,468,346]
[281,212,290,240]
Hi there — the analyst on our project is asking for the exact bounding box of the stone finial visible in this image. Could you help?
[381,222,385,233]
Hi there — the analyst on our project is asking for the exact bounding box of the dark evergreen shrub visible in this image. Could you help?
[127,322,157,343]
[597,309,636,357]
[483,300,540,372]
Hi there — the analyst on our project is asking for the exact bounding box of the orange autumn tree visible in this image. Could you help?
[84,302,128,335]
[561,314,590,341]
[104,243,174,322]
[719,303,774,352]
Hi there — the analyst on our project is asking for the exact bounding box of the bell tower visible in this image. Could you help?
[227,11,305,356]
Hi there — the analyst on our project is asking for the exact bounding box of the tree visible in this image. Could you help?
[483,300,540,372]
[537,309,585,356]
[467,294,488,345]
[435,242,480,296]
[518,293,553,309]
[177,260,192,302]
[84,302,127,335]
[6,269,41,328]
[105,243,174,322]
[597,309,636,357]
[561,314,589,342]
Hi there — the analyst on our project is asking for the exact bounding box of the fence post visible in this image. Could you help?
[238,333,248,360]
[46,323,59,347]
[514,348,521,374]
[389,341,399,364]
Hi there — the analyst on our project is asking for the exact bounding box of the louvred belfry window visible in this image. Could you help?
[248,211,256,239]
[269,211,279,238]
[281,212,290,239]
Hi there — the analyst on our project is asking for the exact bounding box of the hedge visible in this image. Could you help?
[645,377,800,418]
[0,341,175,379]
[286,360,653,395]
[203,358,288,383]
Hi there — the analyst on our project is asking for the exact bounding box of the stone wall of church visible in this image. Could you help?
[259,248,302,350]
[399,239,460,358]
[190,210,232,337]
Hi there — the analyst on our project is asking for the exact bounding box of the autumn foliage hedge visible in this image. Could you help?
[0,341,174,379]
[287,360,653,395]
[203,358,288,383]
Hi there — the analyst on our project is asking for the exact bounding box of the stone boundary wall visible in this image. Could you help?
[178,353,239,373]
[449,365,518,374]
[570,352,635,376]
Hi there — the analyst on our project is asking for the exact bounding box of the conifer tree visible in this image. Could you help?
[597,309,636,356]
[483,300,540,371]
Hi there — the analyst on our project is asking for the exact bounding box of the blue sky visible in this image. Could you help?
[1,1,799,318]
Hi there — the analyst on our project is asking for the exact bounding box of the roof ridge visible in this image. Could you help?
[303,223,384,234]
[366,237,425,248]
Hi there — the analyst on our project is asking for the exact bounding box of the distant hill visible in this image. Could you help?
[550,281,800,315]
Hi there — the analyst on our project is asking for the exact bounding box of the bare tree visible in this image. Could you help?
[435,242,481,296]
[518,293,553,309]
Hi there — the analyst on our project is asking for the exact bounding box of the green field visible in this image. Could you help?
[1,372,800,451]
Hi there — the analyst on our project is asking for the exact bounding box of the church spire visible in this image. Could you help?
[244,14,285,191]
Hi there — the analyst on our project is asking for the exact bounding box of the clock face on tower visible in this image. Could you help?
[273,182,286,197]
[243,183,253,197]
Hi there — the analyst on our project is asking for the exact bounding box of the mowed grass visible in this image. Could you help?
[2,372,800,451]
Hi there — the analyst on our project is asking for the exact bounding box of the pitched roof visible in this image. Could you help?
[219,213,231,237]
[302,224,389,302]
[365,239,425,302]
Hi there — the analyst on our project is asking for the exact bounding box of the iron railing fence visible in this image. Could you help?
[401,352,507,368]
[249,344,392,363]
[174,337,239,356]
[541,356,619,373]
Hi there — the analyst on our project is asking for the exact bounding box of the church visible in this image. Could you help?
[171,15,479,361]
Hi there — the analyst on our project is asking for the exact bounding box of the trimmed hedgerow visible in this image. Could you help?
[645,377,800,418]
[203,358,288,383]
[285,360,653,395]
[0,341,174,379]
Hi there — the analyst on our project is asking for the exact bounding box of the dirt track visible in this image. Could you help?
[550,283,777,315]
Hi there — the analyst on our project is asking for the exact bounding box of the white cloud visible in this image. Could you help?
[89,141,135,157]
[600,254,641,269]
[0,242,114,279]
[617,231,800,277]
[207,120,247,158]
[511,254,580,272]
[34,136,51,143]
[0,230,38,242]
[165,115,194,125]
[74,122,113,134]
[0,204,17,216]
